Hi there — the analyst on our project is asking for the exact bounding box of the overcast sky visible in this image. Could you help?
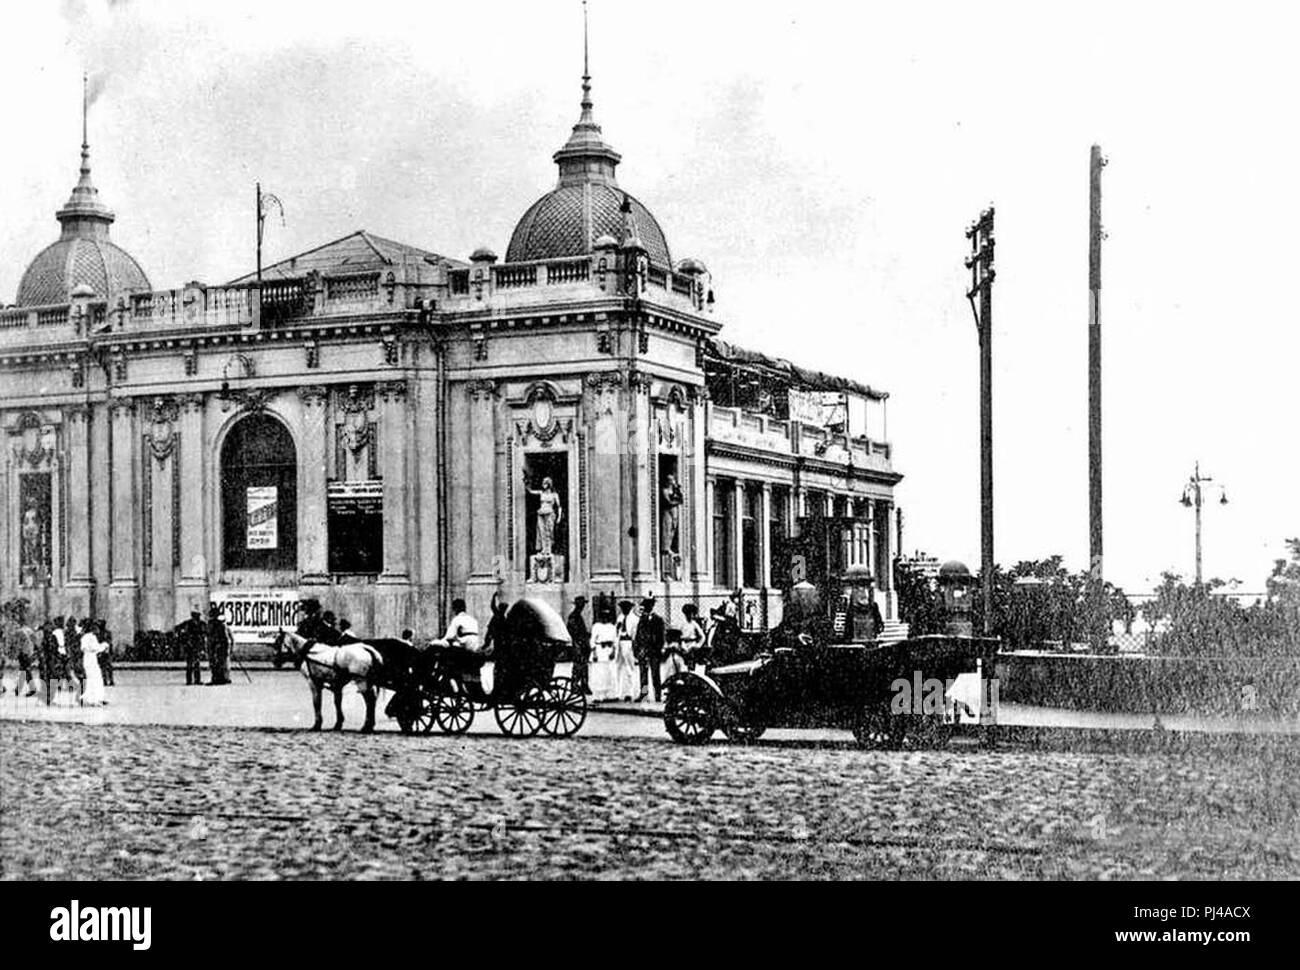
[2,0,1297,594]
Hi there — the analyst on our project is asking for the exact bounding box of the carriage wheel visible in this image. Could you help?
[539,677,587,738]
[663,682,717,745]
[852,701,905,750]
[494,687,545,737]
[431,676,475,736]
[410,691,438,735]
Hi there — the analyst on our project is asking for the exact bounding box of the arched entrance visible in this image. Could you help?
[221,413,298,571]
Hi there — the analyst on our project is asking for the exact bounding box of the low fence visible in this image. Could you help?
[996,652,1300,716]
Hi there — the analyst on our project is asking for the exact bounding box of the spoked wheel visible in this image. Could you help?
[852,701,906,750]
[722,719,766,744]
[430,675,475,736]
[663,681,718,745]
[494,686,545,738]
[539,676,588,738]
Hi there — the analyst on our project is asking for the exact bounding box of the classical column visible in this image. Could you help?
[375,380,412,631]
[732,479,745,590]
[585,374,623,583]
[174,394,208,621]
[297,385,329,587]
[629,373,654,584]
[107,398,138,641]
[689,389,710,584]
[377,380,410,579]
[89,402,111,605]
[866,499,878,586]
[467,380,498,584]
[760,482,773,589]
[64,404,94,617]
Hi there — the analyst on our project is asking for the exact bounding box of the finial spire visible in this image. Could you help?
[553,0,621,185]
[581,1,592,111]
[57,71,115,236]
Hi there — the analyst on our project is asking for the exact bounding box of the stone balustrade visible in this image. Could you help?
[442,254,704,313]
[708,404,892,470]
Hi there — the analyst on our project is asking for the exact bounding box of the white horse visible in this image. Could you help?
[272,629,383,732]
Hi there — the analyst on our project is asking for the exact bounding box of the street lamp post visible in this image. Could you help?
[1180,462,1228,586]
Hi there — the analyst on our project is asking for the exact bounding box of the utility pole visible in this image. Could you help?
[1088,145,1108,647]
[966,207,995,635]
[1181,463,1228,586]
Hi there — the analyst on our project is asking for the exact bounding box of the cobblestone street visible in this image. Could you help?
[3,719,1298,880]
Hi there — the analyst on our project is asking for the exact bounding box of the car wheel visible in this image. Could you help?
[663,682,718,745]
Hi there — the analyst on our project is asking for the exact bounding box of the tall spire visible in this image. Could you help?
[57,72,115,239]
[582,0,591,109]
[553,1,621,186]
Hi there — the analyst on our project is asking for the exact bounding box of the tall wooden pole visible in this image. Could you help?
[966,208,995,635]
[1088,146,1106,643]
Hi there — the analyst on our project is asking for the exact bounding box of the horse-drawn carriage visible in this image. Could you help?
[390,598,587,738]
[274,598,586,738]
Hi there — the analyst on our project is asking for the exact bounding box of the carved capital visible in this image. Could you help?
[110,397,137,419]
[465,378,497,402]
[179,392,205,414]
[297,384,329,407]
[584,371,624,394]
[334,384,372,415]
[378,379,409,403]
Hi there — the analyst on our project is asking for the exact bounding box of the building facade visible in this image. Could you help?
[0,66,903,644]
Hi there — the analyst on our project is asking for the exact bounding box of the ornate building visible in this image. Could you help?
[0,59,903,646]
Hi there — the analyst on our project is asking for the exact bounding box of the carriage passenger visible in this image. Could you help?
[433,599,484,684]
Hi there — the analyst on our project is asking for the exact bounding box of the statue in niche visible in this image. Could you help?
[660,473,684,556]
[20,502,48,586]
[523,471,564,556]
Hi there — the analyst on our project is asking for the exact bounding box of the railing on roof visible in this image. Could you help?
[0,300,107,344]
[706,405,893,470]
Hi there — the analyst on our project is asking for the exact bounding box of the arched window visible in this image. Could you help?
[221,414,297,571]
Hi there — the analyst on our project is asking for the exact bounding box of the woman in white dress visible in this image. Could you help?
[588,616,617,701]
[79,620,108,706]
[612,601,640,702]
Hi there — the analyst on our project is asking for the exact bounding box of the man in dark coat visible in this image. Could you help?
[295,598,331,646]
[176,610,206,686]
[318,611,342,646]
[206,604,233,685]
[634,596,666,702]
[566,597,591,696]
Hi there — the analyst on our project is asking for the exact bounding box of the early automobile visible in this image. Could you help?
[662,634,999,747]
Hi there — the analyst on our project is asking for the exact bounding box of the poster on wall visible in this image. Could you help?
[246,486,279,549]
[327,480,383,574]
[18,472,52,587]
[209,590,303,646]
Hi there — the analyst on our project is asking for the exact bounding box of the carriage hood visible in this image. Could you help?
[504,598,572,647]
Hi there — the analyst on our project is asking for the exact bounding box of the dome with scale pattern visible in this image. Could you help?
[14,137,151,307]
[504,66,672,268]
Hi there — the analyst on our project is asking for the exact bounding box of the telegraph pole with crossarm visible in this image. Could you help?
[966,208,996,636]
